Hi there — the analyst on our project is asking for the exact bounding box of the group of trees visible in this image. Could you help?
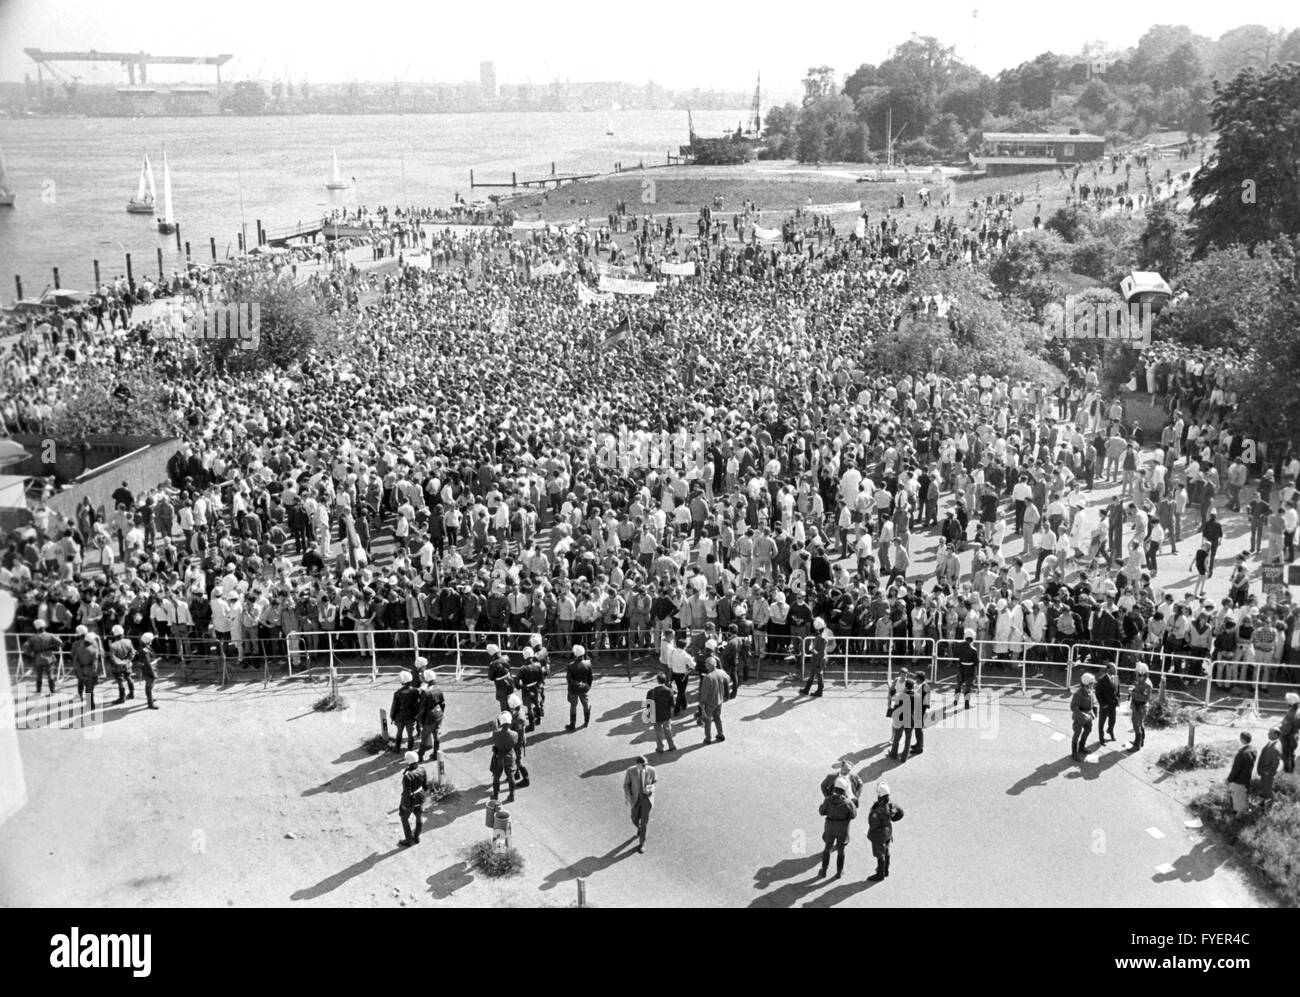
[1146,61,1300,440]
[761,22,1300,165]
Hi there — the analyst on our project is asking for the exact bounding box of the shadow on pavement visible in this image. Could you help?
[539,836,640,891]
[440,721,493,743]
[303,753,399,796]
[1006,755,1079,795]
[802,876,880,907]
[427,860,474,899]
[752,854,821,889]
[424,782,491,830]
[290,847,403,900]
[740,695,814,722]
[580,743,707,778]
[748,874,829,908]
[1152,839,1225,885]
[597,701,643,723]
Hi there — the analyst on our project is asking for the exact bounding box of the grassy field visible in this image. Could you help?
[500,148,1206,235]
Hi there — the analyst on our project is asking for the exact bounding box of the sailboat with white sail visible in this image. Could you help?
[127,152,156,214]
[156,148,177,234]
[0,145,14,207]
[326,148,349,190]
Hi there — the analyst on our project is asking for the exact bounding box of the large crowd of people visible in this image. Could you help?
[3,187,1299,722]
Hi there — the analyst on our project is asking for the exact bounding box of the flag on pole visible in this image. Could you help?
[854,216,866,239]
[602,316,631,350]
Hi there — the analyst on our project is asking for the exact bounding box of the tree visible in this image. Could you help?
[1161,240,1289,349]
[1211,24,1287,79]
[1076,79,1115,114]
[802,66,837,106]
[218,272,344,370]
[760,103,799,158]
[1130,25,1211,84]
[995,52,1061,112]
[1160,41,1205,90]
[1137,201,1188,278]
[44,368,182,439]
[1188,63,1300,255]
[843,63,882,105]
[1278,28,1300,66]
[224,80,268,115]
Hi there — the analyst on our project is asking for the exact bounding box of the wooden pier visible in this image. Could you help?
[470,162,600,191]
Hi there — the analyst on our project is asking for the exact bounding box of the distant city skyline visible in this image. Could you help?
[0,0,1294,101]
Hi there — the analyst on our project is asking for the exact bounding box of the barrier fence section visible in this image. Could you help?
[5,631,107,685]
[1207,654,1293,714]
[932,638,1072,696]
[801,635,937,689]
[1065,641,1213,707]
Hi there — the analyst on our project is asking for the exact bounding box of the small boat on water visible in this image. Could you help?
[0,145,14,207]
[127,152,156,214]
[326,149,350,190]
[156,148,177,234]
[605,118,615,136]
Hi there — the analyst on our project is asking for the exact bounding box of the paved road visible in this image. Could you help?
[0,668,1271,908]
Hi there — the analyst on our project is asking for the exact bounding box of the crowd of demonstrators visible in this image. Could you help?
[3,197,1298,752]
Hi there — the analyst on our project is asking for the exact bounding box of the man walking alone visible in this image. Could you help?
[623,754,657,853]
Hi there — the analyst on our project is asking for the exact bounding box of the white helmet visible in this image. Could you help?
[876,783,890,797]
[572,644,586,657]
[1135,662,1148,674]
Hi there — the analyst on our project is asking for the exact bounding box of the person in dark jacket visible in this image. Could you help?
[22,620,61,696]
[1258,728,1282,805]
[506,693,530,788]
[888,678,922,760]
[489,712,518,802]
[515,646,547,731]
[866,782,904,881]
[817,779,858,879]
[397,751,428,847]
[820,759,862,803]
[1226,731,1257,814]
[389,670,421,752]
[565,644,594,731]
[1070,673,1097,760]
[1095,662,1120,744]
[1280,693,1299,773]
[487,644,513,711]
[910,670,931,755]
[416,663,446,763]
[69,627,101,711]
[953,628,979,709]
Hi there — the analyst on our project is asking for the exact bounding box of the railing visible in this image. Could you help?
[5,631,107,685]
[800,635,938,689]
[933,637,1071,696]
[1064,641,1213,707]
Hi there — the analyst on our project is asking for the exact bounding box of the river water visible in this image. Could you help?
[0,108,744,295]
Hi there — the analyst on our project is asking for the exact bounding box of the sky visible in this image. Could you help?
[0,0,1294,100]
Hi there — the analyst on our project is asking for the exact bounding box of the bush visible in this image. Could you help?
[312,689,348,712]
[1191,778,1300,906]
[1157,743,1231,772]
[466,840,525,878]
[360,734,388,754]
[428,780,459,805]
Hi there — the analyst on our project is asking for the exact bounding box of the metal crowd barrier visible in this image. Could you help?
[799,635,938,689]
